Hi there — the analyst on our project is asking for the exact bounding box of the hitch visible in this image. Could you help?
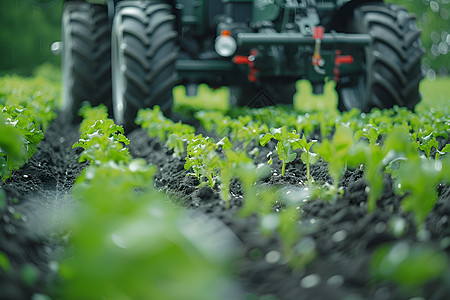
[312,26,325,75]
[232,50,259,83]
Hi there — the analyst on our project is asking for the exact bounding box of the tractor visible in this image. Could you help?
[60,0,424,130]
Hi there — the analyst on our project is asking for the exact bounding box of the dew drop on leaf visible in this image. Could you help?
[387,241,409,264]
[111,233,127,249]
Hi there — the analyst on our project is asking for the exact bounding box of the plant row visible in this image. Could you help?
[136,104,450,290]
[56,104,238,300]
[0,75,59,181]
[138,105,449,226]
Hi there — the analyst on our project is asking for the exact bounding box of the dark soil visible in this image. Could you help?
[1,114,449,300]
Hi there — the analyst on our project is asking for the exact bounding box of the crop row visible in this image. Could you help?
[138,105,449,228]
[0,75,58,181]
[59,105,238,299]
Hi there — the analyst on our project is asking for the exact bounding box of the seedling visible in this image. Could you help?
[74,118,130,165]
[296,136,319,184]
[260,126,302,176]
[314,125,353,197]
[184,134,219,188]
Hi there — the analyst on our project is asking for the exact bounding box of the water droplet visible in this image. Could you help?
[390,217,407,237]
[111,233,127,249]
[431,31,440,43]
[434,160,442,172]
[439,41,448,55]
[49,261,59,272]
[261,214,280,231]
[7,206,15,214]
[431,44,440,57]
[295,237,316,255]
[364,186,370,194]
[23,174,28,178]
[417,227,431,242]
[265,250,281,264]
[374,222,386,234]
[327,275,344,288]
[332,230,347,243]
[430,1,439,13]
[388,241,409,264]
[300,273,321,289]
[427,69,436,81]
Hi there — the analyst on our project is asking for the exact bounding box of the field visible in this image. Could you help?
[0,74,449,300]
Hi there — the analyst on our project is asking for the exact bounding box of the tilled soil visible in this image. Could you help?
[1,114,449,300]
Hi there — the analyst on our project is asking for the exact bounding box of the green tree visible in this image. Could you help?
[0,0,62,75]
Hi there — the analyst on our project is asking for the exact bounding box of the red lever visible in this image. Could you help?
[334,50,354,82]
[232,50,259,82]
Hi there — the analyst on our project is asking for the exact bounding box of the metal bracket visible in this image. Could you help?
[295,0,320,35]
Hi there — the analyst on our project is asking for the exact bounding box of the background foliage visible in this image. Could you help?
[0,0,448,76]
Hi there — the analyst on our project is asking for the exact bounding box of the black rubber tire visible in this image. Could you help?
[230,81,296,108]
[336,3,424,112]
[62,1,112,122]
[111,2,179,130]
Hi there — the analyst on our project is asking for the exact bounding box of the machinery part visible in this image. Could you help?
[336,3,424,112]
[62,1,112,122]
[312,26,325,75]
[215,29,237,57]
[230,81,297,108]
[112,1,179,130]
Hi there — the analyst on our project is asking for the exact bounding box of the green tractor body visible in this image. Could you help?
[61,0,424,129]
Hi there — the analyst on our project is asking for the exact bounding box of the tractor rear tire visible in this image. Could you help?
[111,2,179,131]
[62,1,112,122]
[336,3,424,112]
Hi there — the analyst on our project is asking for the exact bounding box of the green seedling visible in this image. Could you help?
[235,121,268,152]
[371,242,448,288]
[260,126,302,176]
[348,141,387,212]
[135,106,171,142]
[436,144,450,160]
[297,136,319,184]
[394,155,449,226]
[184,134,219,188]
[415,133,439,162]
[0,107,43,181]
[314,125,353,198]
[65,157,234,300]
[356,123,381,145]
[78,104,109,132]
[74,118,130,165]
